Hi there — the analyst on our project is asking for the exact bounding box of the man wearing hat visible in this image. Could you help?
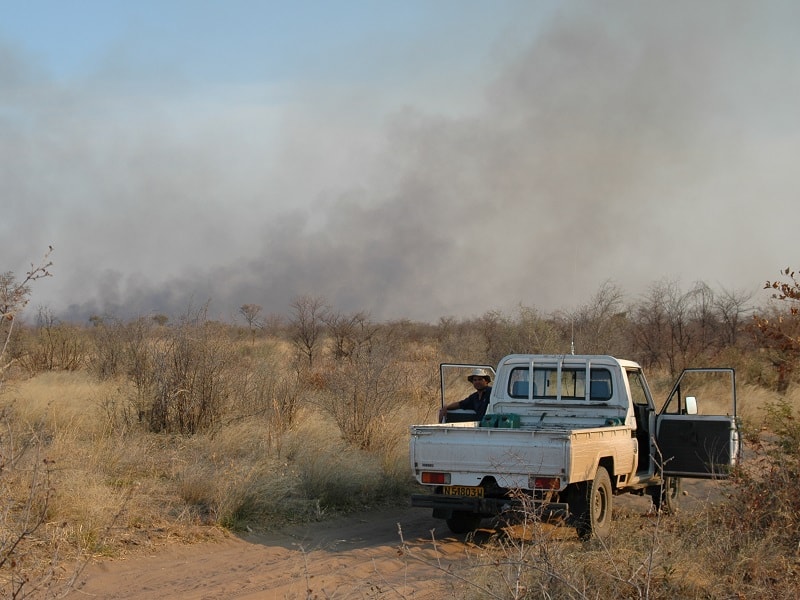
[438,368,493,422]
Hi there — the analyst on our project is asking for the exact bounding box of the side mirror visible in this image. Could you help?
[685,396,698,415]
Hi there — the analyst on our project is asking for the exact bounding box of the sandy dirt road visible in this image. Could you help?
[65,505,477,600]
[64,480,720,599]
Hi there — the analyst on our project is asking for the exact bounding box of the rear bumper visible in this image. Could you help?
[411,493,569,520]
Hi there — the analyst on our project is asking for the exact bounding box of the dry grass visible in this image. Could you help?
[737,381,800,423]
[5,371,113,436]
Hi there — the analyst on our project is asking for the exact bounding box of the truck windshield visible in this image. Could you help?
[508,367,613,401]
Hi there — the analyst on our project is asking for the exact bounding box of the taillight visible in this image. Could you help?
[421,472,451,485]
[531,476,560,490]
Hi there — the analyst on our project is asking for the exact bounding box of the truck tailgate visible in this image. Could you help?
[410,424,569,489]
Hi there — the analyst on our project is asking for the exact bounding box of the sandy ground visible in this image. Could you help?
[63,480,721,599]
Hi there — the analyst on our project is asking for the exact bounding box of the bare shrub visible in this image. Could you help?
[89,316,160,428]
[141,307,234,434]
[317,331,404,451]
[323,309,377,360]
[87,315,147,380]
[226,362,302,453]
[16,307,85,373]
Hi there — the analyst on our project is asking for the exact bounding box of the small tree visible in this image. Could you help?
[239,303,263,344]
[714,286,754,347]
[1,248,53,382]
[752,268,800,391]
[289,295,328,368]
[630,289,661,369]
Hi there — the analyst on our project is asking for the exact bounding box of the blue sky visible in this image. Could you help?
[2,2,529,85]
[2,1,800,323]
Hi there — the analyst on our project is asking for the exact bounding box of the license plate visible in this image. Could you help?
[443,485,484,498]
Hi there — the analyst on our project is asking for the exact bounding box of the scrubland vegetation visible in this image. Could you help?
[3,259,800,597]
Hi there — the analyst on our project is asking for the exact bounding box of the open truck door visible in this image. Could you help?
[655,368,741,478]
[439,363,495,423]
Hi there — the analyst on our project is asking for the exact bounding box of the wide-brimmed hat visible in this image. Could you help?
[467,368,491,382]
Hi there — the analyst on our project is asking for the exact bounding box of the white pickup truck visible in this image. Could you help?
[410,354,741,539]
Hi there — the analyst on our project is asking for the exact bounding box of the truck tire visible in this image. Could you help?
[649,476,681,514]
[445,511,482,534]
[574,467,613,541]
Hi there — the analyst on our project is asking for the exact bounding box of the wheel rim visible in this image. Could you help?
[593,485,608,524]
[667,478,679,499]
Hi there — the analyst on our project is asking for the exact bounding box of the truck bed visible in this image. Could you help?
[411,421,637,489]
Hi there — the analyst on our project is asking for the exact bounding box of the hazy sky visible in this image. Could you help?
[3,1,799,323]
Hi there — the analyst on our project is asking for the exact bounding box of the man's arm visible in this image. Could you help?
[438,399,463,421]
[439,392,476,421]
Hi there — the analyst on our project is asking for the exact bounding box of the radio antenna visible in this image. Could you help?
[570,247,576,355]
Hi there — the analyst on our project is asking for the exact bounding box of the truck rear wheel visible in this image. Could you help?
[649,476,680,514]
[445,511,482,534]
[574,467,613,541]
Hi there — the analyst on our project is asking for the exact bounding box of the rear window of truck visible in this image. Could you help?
[508,367,613,401]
